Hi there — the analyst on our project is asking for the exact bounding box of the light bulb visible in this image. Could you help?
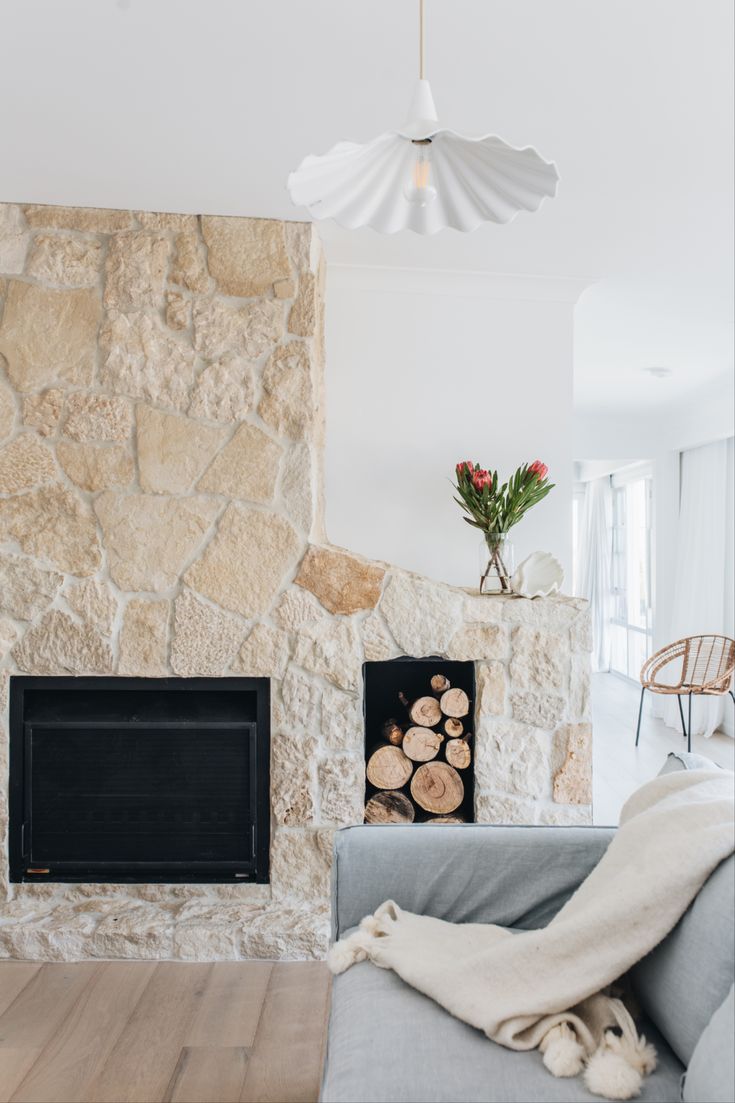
[403,140,437,206]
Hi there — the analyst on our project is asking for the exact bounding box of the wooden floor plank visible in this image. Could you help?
[0,963,98,1051]
[185,962,273,1048]
[165,1047,249,1103]
[0,1050,42,1103]
[10,962,156,1103]
[83,962,212,1103]
[0,964,41,1020]
[239,962,331,1103]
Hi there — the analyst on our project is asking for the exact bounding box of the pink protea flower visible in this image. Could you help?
[455,460,474,477]
[472,468,493,491]
[528,460,548,480]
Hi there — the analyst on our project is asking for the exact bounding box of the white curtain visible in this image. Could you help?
[577,476,612,672]
[656,437,735,737]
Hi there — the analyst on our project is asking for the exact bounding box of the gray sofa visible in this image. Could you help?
[321,762,734,1102]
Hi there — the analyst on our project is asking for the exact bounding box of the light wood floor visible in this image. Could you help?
[592,672,734,825]
[0,961,330,1103]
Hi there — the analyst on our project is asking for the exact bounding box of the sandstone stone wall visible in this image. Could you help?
[0,202,591,961]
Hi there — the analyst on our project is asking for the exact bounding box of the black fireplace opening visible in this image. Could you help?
[363,657,475,824]
[9,676,270,884]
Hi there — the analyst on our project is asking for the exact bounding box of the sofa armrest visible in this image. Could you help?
[331,823,614,940]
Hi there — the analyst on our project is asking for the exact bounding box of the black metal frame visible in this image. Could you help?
[635,686,735,752]
[9,675,271,885]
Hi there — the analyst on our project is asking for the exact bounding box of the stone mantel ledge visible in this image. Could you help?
[0,202,591,961]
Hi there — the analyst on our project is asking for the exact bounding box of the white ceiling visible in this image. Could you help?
[1,0,732,412]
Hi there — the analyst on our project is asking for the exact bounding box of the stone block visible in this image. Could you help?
[552,723,593,804]
[22,388,64,436]
[0,618,18,660]
[570,653,592,720]
[0,554,63,620]
[258,341,315,441]
[288,271,318,337]
[103,231,169,310]
[293,618,362,691]
[201,216,291,297]
[361,611,400,663]
[63,393,133,441]
[537,803,592,826]
[320,685,363,753]
[13,610,113,674]
[0,282,100,392]
[295,545,385,616]
[137,212,198,232]
[273,587,328,632]
[95,492,218,591]
[477,660,506,717]
[197,423,281,502]
[137,405,227,494]
[170,589,243,677]
[270,829,332,903]
[238,905,330,960]
[23,204,133,232]
[233,622,290,679]
[570,608,593,653]
[165,291,191,331]
[448,623,507,661]
[511,690,565,730]
[379,572,462,657]
[319,755,364,826]
[118,599,169,676]
[280,442,316,536]
[99,310,196,412]
[193,297,282,361]
[279,666,321,734]
[474,791,537,825]
[271,731,317,826]
[475,718,549,799]
[0,433,56,493]
[185,503,300,617]
[66,579,118,636]
[0,484,102,576]
[27,235,102,287]
[187,356,255,424]
[169,230,210,293]
[510,625,568,691]
[0,380,16,443]
[57,441,134,491]
[0,203,29,272]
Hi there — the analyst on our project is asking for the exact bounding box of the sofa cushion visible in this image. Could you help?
[631,852,735,1067]
[321,960,684,1103]
[682,985,735,1103]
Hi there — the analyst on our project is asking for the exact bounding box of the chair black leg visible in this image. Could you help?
[687,693,692,753]
[677,695,687,740]
[730,689,735,707]
[635,687,646,746]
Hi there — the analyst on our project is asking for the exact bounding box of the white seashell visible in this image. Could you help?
[287,82,558,235]
[511,551,564,599]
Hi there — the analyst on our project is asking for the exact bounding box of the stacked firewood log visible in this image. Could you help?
[364,672,473,824]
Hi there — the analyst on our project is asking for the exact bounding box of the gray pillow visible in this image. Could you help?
[682,985,735,1103]
[659,751,723,775]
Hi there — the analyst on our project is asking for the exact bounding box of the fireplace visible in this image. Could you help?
[363,658,476,824]
[8,676,270,884]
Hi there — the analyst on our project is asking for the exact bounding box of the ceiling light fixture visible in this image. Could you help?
[287,0,559,234]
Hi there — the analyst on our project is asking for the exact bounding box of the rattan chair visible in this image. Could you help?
[635,634,735,750]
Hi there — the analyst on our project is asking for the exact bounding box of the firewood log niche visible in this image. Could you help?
[363,659,475,824]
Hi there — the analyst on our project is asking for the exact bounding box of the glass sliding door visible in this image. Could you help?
[609,468,654,680]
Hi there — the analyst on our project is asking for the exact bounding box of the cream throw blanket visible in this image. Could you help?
[329,769,735,1100]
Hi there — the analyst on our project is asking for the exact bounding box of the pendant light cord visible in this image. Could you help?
[419,0,425,79]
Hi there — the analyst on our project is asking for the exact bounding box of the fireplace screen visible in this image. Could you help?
[9,676,270,884]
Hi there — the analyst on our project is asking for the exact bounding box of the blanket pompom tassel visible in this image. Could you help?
[583,1027,657,1101]
[327,902,399,975]
[539,1023,586,1078]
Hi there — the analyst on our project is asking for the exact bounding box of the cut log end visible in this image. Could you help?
[408,695,443,727]
[444,717,464,738]
[366,744,413,790]
[430,674,451,694]
[365,791,415,824]
[410,761,464,814]
[445,737,472,770]
[424,815,466,825]
[382,719,404,746]
[402,726,444,763]
[440,687,470,718]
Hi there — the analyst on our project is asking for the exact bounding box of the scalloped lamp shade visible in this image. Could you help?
[287,80,559,235]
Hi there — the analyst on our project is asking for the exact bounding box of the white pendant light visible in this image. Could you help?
[287,0,559,234]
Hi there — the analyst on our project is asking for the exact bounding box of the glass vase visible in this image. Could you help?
[479,533,514,594]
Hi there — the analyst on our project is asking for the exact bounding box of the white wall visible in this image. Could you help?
[324,266,587,588]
